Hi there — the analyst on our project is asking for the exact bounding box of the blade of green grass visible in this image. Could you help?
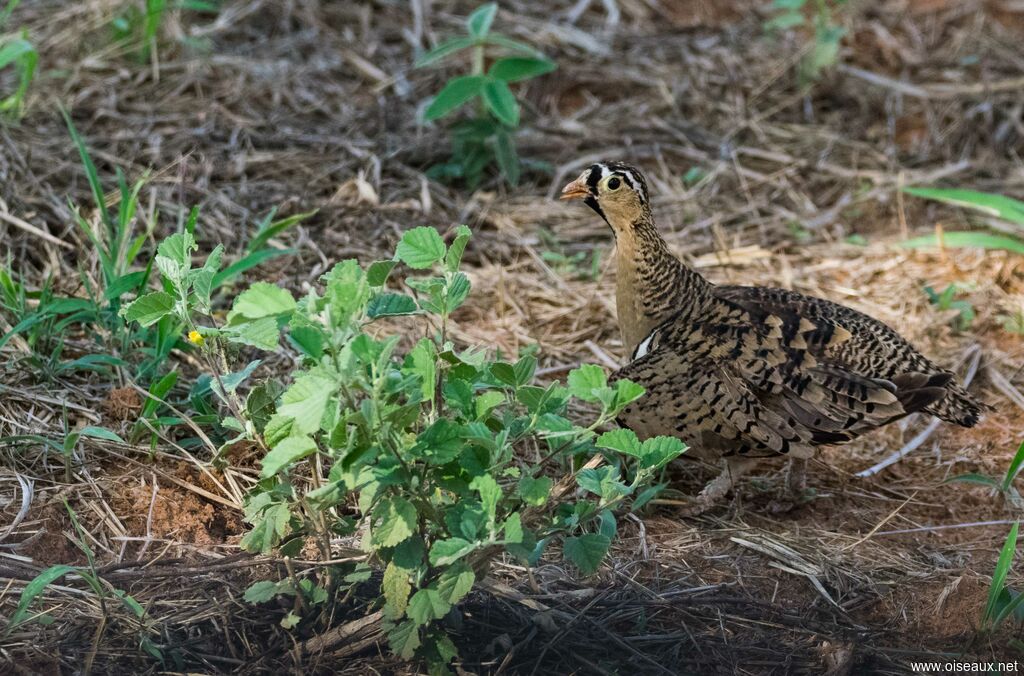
[984,522,1020,628]
[901,231,1024,255]
[1003,441,1024,493]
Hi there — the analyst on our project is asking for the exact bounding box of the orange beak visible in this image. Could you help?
[559,176,590,201]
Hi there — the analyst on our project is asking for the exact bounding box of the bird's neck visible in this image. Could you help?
[613,215,712,356]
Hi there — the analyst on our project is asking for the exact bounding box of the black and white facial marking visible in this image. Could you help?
[580,161,650,223]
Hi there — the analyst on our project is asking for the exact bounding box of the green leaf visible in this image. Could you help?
[567,364,607,402]
[503,512,523,543]
[407,588,451,626]
[247,208,316,253]
[388,620,421,660]
[0,38,36,70]
[424,75,487,121]
[612,379,645,409]
[901,231,1024,255]
[944,473,999,488]
[563,533,611,576]
[428,537,477,566]
[984,522,1020,626]
[406,339,437,403]
[577,466,627,499]
[469,474,501,530]
[481,79,519,126]
[224,316,281,351]
[437,562,475,605]
[280,611,301,630]
[518,475,552,507]
[445,272,472,312]
[765,10,805,31]
[120,291,175,327]
[367,260,398,286]
[367,293,418,319]
[278,374,335,434]
[243,580,285,603]
[79,426,125,444]
[157,231,197,269]
[598,510,617,540]
[416,419,464,465]
[214,360,262,398]
[490,362,517,388]
[482,34,543,57]
[475,390,504,419]
[445,225,472,272]
[393,537,426,570]
[904,187,1024,226]
[396,227,447,269]
[263,414,295,448]
[488,57,556,82]
[414,36,477,68]
[1003,441,1024,492]
[372,497,418,548]
[639,436,687,469]
[322,259,370,324]
[596,428,641,457]
[466,3,498,37]
[260,435,317,477]
[383,562,412,620]
[7,564,76,631]
[190,244,224,311]
[493,128,519,185]
[230,282,296,319]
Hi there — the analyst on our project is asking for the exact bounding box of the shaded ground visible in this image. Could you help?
[1,0,1023,673]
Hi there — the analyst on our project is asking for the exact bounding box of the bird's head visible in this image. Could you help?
[560,161,650,233]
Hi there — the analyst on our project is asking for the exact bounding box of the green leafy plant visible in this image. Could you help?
[0,0,37,119]
[112,0,222,58]
[923,284,975,332]
[766,0,847,85]
[415,3,556,187]
[902,186,1024,254]
[112,0,167,61]
[947,441,1024,510]
[121,224,686,671]
[0,112,305,383]
[538,228,601,281]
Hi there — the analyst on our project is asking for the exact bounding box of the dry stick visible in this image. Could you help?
[0,209,74,250]
[838,64,1024,100]
[856,345,983,478]
[987,367,1024,412]
[841,491,918,552]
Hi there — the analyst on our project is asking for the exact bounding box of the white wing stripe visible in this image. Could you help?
[633,328,658,360]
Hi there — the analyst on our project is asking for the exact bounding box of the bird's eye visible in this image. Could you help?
[607,177,621,190]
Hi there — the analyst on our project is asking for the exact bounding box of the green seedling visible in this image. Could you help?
[416,3,556,186]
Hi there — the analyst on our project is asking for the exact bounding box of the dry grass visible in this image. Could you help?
[2,0,1024,673]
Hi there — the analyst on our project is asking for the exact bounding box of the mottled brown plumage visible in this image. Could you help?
[561,161,987,513]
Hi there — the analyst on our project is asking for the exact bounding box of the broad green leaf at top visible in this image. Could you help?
[396,227,447,269]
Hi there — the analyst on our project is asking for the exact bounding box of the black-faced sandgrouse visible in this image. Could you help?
[560,161,986,514]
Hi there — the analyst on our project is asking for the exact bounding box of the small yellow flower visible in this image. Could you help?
[187,330,205,346]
